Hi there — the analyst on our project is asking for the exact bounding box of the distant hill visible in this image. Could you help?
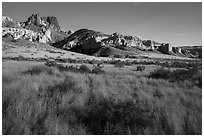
[2,14,201,59]
[179,46,202,58]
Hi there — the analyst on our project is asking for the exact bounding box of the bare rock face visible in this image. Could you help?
[124,35,144,48]
[2,14,68,44]
[2,16,13,23]
[70,36,103,55]
[158,43,172,54]
[2,27,51,43]
[172,47,182,54]
[179,46,202,58]
[142,40,164,50]
[52,29,109,55]
[102,33,127,49]
[19,14,67,43]
[22,14,61,32]
[41,16,61,31]
[65,30,74,35]
[2,16,20,28]
[102,32,145,50]
[142,40,154,50]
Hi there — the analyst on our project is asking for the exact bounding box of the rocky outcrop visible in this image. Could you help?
[142,40,166,51]
[158,43,172,54]
[2,16,20,28]
[70,36,103,55]
[102,33,145,50]
[65,30,74,35]
[2,27,51,43]
[102,33,127,49]
[2,14,69,44]
[2,16,13,23]
[51,29,178,56]
[179,46,202,58]
[172,47,182,54]
[124,35,144,48]
[20,14,61,32]
[52,29,109,50]
[142,40,154,50]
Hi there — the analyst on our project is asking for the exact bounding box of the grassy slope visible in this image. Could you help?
[2,60,202,135]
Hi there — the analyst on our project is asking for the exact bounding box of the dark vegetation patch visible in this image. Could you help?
[149,67,202,88]
[113,54,123,58]
[134,65,145,71]
[22,65,56,75]
[45,61,105,74]
[68,97,172,135]
[114,60,126,68]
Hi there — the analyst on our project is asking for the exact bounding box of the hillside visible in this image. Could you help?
[180,46,202,58]
[2,14,201,60]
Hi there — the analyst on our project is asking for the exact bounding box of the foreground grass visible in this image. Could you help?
[2,63,202,135]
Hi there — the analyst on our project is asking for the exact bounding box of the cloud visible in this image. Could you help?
[175,33,185,36]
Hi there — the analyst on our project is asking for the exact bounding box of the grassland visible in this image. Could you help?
[2,60,202,135]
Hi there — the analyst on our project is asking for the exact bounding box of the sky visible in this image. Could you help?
[2,2,202,46]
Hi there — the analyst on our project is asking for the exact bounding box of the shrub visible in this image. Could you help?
[56,96,160,135]
[79,65,92,73]
[45,61,105,74]
[58,95,178,135]
[45,61,58,67]
[113,54,123,58]
[149,67,171,79]
[125,55,138,59]
[80,98,157,134]
[92,63,105,74]
[114,61,125,68]
[135,65,145,71]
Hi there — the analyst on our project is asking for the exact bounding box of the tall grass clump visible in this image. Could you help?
[149,67,202,88]
[73,96,173,135]
[2,62,202,135]
[22,65,58,75]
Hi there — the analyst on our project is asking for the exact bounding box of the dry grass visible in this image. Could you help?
[2,61,202,135]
